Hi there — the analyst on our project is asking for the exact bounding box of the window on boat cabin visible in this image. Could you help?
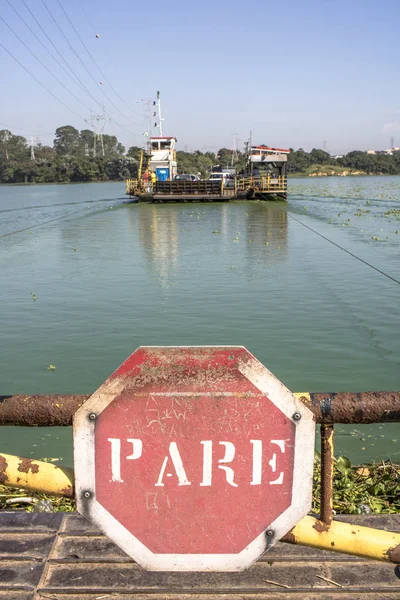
[160,141,171,149]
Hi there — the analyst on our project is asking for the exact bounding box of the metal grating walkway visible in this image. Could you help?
[0,512,399,599]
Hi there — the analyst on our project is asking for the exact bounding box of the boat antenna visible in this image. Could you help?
[155,91,164,136]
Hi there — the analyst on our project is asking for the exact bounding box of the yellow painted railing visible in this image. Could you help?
[126,178,146,196]
[235,175,287,193]
[127,176,288,197]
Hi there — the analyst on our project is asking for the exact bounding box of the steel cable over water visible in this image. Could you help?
[286,211,400,286]
[0,13,91,113]
[0,198,121,240]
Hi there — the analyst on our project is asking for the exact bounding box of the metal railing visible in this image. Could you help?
[235,175,288,193]
[1,390,399,565]
[155,180,224,196]
[126,178,147,196]
[126,176,288,197]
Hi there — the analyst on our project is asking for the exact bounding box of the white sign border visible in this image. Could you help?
[74,346,315,572]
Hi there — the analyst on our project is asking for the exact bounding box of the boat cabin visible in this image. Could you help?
[248,145,290,179]
[149,136,177,181]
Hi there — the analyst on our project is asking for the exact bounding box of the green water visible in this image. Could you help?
[1,177,399,466]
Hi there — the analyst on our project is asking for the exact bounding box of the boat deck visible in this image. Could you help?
[1,512,399,598]
[126,177,287,202]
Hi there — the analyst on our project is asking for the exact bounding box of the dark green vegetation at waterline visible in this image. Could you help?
[288,148,400,176]
[2,126,400,184]
[1,459,399,514]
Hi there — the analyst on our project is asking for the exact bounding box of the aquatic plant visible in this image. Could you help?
[1,459,398,514]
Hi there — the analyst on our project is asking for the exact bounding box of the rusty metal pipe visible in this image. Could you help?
[296,392,400,424]
[1,391,400,427]
[320,424,334,526]
[0,394,88,427]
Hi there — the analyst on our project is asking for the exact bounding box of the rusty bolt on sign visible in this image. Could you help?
[266,529,274,537]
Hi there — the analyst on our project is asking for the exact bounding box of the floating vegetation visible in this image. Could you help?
[312,457,400,515]
[0,485,75,512]
[384,208,400,220]
[212,230,220,234]
[354,209,371,217]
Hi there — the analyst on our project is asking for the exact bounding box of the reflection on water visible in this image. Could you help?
[137,206,180,288]
[0,178,399,465]
[130,202,289,287]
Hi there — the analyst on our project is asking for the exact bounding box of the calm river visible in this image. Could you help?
[1,177,399,465]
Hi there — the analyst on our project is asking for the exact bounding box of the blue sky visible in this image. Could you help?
[1,0,399,154]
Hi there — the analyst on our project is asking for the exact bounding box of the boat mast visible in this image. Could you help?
[156,91,164,137]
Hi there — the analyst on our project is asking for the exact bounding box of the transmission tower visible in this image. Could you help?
[87,109,110,158]
[30,137,36,161]
[231,133,239,166]
[139,97,154,146]
[390,136,394,150]
[3,131,10,160]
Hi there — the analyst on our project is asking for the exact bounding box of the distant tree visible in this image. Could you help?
[0,130,29,162]
[216,148,233,167]
[79,129,95,157]
[309,148,331,164]
[2,126,400,184]
[102,134,125,158]
[127,146,142,162]
[54,125,80,157]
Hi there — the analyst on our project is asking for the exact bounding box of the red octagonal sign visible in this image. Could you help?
[74,347,315,571]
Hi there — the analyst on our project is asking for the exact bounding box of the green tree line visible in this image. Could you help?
[1,126,400,184]
[0,126,138,184]
[287,148,400,174]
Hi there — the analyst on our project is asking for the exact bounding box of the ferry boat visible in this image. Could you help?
[125,94,289,201]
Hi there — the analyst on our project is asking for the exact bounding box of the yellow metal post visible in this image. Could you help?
[285,515,400,564]
[0,453,74,498]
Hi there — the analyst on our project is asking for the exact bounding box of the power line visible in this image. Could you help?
[0,12,91,113]
[0,123,54,135]
[40,0,139,138]
[287,211,400,287]
[76,0,144,121]
[0,40,85,122]
[19,0,98,101]
[43,0,131,124]
[20,0,122,118]
[56,0,137,124]
[38,0,115,117]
